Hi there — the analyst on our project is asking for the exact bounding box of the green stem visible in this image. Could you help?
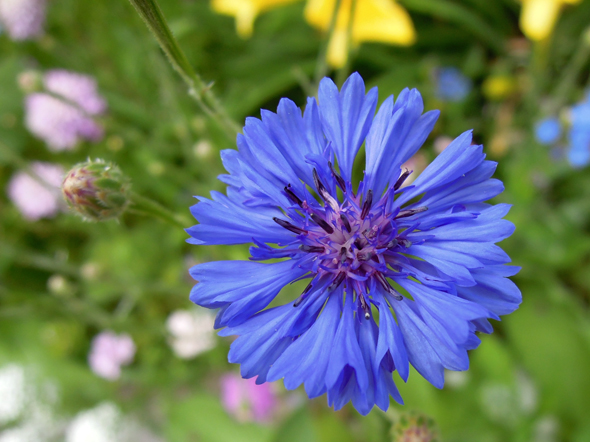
[126,0,241,136]
[313,0,344,91]
[0,242,81,278]
[130,192,190,228]
[335,0,357,87]
[551,26,590,112]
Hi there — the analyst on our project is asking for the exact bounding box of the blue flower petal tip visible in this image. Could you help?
[187,73,521,415]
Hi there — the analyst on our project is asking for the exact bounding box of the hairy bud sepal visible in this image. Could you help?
[62,159,131,221]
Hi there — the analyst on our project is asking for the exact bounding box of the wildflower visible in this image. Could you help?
[534,117,561,145]
[567,92,590,167]
[212,0,415,68]
[62,159,131,222]
[305,0,416,68]
[88,331,135,381]
[220,373,276,423]
[211,0,299,38]
[187,73,521,414]
[24,69,107,151]
[0,0,46,40]
[434,67,471,102]
[7,162,64,221]
[166,309,216,359]
[519,0,581,41]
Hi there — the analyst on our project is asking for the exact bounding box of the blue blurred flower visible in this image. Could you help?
[567,92,590,167]
[435,67,472,102]
[535,117,561,145]
[187,73,521,415]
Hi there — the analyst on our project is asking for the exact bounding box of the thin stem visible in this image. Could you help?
[551,26,590,112]
[130,192,190,228]
[1,242,81,278]
[336,0,357,87]
[126,0,240,136]
[313,0,344,91]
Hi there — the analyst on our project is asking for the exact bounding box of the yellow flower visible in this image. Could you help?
[519,0,581,41]
[211,0,416,68]
[211,0,300,38]
[305,0,416,68]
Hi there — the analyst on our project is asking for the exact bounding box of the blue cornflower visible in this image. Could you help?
[187,73,521,415]
[567,92,590,167]
[534,117,561,145]
[435,67,472,102]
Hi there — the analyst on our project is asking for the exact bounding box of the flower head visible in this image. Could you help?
[220,373,276,423]
[0,0,46,40]
[535,117,562,145]
[519,0,581,41]
[187,73,521,415]
[166,309,216,359]
[305,0,415,68]
[435,67,471,102]
[24,69,106,151]
[211,0,299,38]
[567,91,590,167]
[7,162,65,221]
[211,0,415,68]
[88,331,135,381]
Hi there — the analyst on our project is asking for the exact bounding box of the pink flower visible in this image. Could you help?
[43,70,107,115]
[7,162,64,221]
[24,70,107,151]
[88,332,135,381]
[0,0,46,40]
[220,374,276,423]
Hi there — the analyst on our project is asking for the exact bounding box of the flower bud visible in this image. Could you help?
[62,159,131,221]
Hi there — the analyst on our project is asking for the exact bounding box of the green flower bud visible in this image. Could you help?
[389,410,440,442]
[62,159,131,221]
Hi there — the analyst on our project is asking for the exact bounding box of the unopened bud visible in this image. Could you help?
[389,410,440,442]
[62,159,131,221]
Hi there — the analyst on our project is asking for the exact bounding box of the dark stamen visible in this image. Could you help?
[293,281,314,307]
[361,190,373,220]
[394,169,411,191]
[340,247,348,264]
[329,161,346,191]
[398,239,412,248]
[359,294,371,319]
[377,239,398,250]
[375,273,403,300]
[273,217,308,235]
[357,250,374,261]
[299,245,325,253]
[395,206,428,219]
[328,272,346,291]
[312,169,338,210]
[340,213,352,233]
[284,185,303,207]
[310,213,334,234]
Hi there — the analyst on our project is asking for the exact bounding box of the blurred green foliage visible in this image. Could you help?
[1,0,590,441]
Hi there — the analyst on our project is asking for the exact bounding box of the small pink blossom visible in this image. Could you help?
[24,70,107,151]
[88,332,135,381]
[7,162,64,221]
[43,70,107,115]
[220,373,276,423]
[0,0,46,40]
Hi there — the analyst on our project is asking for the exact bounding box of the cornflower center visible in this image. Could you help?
[273,164,427,319]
